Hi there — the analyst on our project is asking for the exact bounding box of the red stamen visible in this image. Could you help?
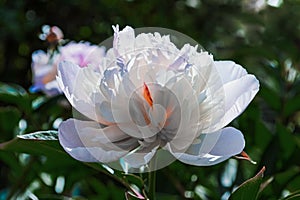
[143,83,153,107]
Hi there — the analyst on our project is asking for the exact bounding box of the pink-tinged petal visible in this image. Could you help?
[171,127,245,166]
[58,119,138,163]
[59,42,105,69]
[50,26,64,40]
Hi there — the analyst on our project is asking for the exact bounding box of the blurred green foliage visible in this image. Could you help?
[1,0,300,199]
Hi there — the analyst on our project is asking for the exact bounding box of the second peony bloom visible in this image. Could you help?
[57,25,259,172]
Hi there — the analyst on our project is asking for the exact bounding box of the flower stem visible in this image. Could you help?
[148,156,157,200]
[148,170,156,200]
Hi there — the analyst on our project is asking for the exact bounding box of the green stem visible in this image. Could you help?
[148,170,156,200]
[148,157,157,200]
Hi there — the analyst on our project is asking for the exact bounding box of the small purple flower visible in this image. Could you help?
[59,42,105,69]
[30,42,105,96]
[30,50,61,96]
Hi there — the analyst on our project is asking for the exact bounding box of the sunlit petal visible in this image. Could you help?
[172,127,245,166]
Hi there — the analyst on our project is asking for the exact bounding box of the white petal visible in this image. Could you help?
[58,61,105,102]
[57,61,79,94]
[123,146,159,169]
[58,118,137,163]
[199,61,259,133]
[186,58,226,134]
[214,61,248,84]
[62,147,127,163]
[57,61,113,124]
[171,127,245,166]
[164,77,202,150]
[135,33,154,50]
[221,74,259,128]
[113,26,135,57]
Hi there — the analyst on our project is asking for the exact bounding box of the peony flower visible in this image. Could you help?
[39,25,64,44]
[57,25,259,172]
[30,50,61,96]
[30,42,105,96]
[59,42,105,69]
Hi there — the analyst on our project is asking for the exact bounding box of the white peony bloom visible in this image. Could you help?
[57,25,259,172]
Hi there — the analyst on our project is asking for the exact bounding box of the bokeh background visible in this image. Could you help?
[1,0,300,199]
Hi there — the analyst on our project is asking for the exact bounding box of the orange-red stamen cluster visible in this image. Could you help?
[143,83,153,107]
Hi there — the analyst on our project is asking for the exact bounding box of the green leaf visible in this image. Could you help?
[277,124,296,160]
[0,107,21,142]
[0,151,23,173]
[229,167,266,200]
[259,86,281,111]
[17,130,58,140]
[0,131,82,172]
[0,82,31,114]
[0,132,62,157]
[275,166,300,191]
[0,82,27,96]
[282,190,300,200]
[284,95,300,117]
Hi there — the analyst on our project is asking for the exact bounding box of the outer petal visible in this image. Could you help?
[186,55,226,134]
[214,61,248,84]
[58,118,138,163]
[222,75,259,126]
[57,61,114,124]
[170,127,245,166]
[211,61,260,130]
[58,61,101,101]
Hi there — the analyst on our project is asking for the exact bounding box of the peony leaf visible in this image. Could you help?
[282,190,300,200]
[0,82,27,96]
[0,132,63,157]
[17,130,58,140]
[229,166,266,200]
[0,82,31,114]
[284,95,300,117]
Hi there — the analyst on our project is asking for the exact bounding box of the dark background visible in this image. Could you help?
[1,0,300,199]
